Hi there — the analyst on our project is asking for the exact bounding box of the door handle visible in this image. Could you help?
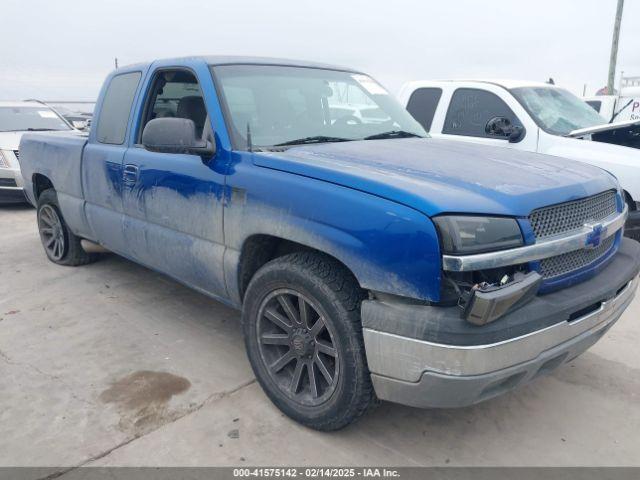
[123,164,139,184]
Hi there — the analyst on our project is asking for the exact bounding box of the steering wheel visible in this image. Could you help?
[332,115,362,127]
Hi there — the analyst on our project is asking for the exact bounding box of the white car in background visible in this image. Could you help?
[398,80,640,239]
[0,101,78,204]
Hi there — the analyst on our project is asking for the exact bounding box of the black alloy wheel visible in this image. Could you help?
[256,288,339,406]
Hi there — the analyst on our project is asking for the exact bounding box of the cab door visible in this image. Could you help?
[121,67,228,299]
[429,87,538,152]
[82,70,143,253]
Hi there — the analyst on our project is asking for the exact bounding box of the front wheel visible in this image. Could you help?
[242,252,374,430]
[37,189,96,266]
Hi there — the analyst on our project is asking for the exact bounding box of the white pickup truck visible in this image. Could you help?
[398,80,640,239]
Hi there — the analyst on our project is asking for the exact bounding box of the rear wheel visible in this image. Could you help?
[242,252,374,430]
[37,189,96,266]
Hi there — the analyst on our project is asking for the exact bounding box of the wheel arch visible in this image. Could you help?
[236,234,360,304]
[32,173,55,201]
[623,189,637,210]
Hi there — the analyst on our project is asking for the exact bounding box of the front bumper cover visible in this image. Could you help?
[0,159,27,205]
[0,187,27,204]
[363,238,640,408]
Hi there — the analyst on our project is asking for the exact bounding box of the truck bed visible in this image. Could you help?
[19,131,93,240]
[19,131,88,205]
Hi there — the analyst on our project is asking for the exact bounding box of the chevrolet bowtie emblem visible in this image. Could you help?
[585,223,605,249]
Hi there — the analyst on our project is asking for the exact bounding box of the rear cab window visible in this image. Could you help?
[406,88,443,131]
[443,88,522,138]
[96,72,142,145]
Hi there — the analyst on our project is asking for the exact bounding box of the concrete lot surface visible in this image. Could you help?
[1,205,640,473]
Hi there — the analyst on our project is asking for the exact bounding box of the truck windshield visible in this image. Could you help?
[511,87,605,136]
[0,106,71,132]
[212,65,427,149]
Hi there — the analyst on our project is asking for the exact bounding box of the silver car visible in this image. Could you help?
[0,101,77,204]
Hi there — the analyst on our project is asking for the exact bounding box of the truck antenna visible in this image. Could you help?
[246,122,253,152]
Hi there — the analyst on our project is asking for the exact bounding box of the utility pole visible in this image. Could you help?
[607,0,624,94]
[114,57,119,69]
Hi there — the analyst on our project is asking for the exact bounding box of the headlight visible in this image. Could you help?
[433,215,523,255]
[0,151,10,169]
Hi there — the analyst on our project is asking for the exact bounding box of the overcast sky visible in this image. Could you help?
[2,0,638,103]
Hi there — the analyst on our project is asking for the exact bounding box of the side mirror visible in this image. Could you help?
[485,116,525,143]
[142,118,215,159]
[508,125,525,143]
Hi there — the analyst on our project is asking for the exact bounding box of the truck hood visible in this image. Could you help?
[253,138,618,217]
[567,118,640,137]
[0,131,27,151]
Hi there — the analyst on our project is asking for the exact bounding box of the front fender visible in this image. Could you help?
[224,157,441,305]
[540,136,640,202]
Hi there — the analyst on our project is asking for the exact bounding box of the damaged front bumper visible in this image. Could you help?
[362,238,640,409]
[462,271,542,325]
[443,205,628,325]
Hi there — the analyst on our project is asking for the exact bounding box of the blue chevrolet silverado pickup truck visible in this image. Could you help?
[18,56,640,430]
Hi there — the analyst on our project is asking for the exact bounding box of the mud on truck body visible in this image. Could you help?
[19,57,640,430]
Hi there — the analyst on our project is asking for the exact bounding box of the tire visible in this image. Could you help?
[242,251,374,430]
[626,231,640,242]
[624,198,640,242]
[37,188,96,266]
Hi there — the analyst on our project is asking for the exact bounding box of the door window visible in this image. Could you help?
[139,70,209,141]
[443,88,522,138]
[406,88,443,131]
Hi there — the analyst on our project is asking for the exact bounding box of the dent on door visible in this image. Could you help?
[121,149,228,299]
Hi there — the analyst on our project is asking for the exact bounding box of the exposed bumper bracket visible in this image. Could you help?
[462,271,542,325]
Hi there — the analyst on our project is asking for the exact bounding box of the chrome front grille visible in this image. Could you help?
[539,235,615,279]
[529,190,617,239]
[529,190,619,280]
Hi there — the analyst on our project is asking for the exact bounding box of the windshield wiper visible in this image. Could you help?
[363,130,423,140]
[610,99,634,123]
[274,136,352,146]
